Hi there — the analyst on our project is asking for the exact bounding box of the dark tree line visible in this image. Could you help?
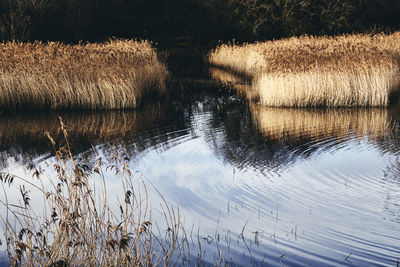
[1,0,399,45]
[210,0,400,40]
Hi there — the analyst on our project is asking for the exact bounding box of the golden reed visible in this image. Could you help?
[209,32,400,107]
[0,40,168,110]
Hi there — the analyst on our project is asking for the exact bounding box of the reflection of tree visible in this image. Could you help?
[0,103,192,169]
[203,92,399,173]
[202,96,297,172]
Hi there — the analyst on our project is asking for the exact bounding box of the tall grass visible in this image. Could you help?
[0,118,189,266]
[209,32,400,107]
[0,40,168,110]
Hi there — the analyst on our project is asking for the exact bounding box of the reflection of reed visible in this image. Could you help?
[209,67,248,85]
[205,100,398,173]
[209,67,258,101]
[250,104,391,141]
[0,107,159,144]
[0,103,190,167]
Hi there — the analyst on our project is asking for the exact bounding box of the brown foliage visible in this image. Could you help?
[0,39,168,110]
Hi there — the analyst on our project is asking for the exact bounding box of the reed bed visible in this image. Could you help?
[0,40,168,110]
[0,118,189,266]
[209,32,400,107]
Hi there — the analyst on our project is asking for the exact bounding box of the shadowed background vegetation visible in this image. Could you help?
[1,0,399,44]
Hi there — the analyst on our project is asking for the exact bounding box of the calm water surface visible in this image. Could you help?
[1,89,400,266]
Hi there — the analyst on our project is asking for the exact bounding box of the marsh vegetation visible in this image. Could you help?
[1,0,399,43]
[209,32,400,107]
[0,119,191,266]
[1,0,400,266]
[0,40,167,110]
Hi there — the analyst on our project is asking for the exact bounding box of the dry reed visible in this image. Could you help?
[209,32,400,107]
[0,40,168,110]
[0,118,189,266]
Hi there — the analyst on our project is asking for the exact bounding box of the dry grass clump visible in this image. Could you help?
[0,40,168,110]
[0,118,188,266]
[209,32,400,107]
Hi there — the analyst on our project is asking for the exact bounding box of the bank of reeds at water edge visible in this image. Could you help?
[209,32,400,107]
[0,118,190,266]
[0,40,168,110]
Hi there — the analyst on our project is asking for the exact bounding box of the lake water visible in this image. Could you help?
[1,87,400,266]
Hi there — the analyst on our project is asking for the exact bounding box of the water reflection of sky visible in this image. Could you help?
[132,106,400,266]
[1,93,400,266]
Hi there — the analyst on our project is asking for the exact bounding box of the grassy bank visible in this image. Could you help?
[0,40,168,110]
[209,32,400,107]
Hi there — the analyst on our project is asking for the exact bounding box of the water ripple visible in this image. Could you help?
[2,95,400,266]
